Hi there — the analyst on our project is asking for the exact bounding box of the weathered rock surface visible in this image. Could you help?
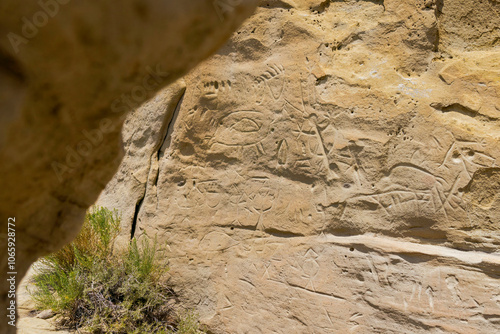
[98,0,500,332]
[0,1,258,332]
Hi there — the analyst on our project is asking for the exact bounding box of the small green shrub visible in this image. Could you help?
[30,207,204,334]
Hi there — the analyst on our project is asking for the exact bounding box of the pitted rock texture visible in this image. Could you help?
[0,1,258,333]
[98,0,500,333]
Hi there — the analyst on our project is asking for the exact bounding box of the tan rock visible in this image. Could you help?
[0,1,258,333]
[35,310,55,320]
[98,0,500,333]
[436,0,500,53]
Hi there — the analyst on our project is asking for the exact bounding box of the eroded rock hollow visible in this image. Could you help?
[98,0,500,333]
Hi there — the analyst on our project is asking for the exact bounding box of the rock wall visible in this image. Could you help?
[0,1,258,333]
[97,0,500,333]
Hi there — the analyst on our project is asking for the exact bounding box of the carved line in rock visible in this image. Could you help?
[344,133,498,223]
[254,64,286,101]
[146,51,500,268]
[185,64,347,182]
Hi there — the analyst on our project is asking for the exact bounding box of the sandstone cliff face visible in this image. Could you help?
[0,1,258,333]
[97,0,500,333]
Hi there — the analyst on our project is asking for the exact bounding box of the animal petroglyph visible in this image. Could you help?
[347,136,498,223]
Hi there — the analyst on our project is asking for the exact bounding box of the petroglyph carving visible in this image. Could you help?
[211,111,270,153]
[301,249,320,291]
[439,139,496,181]
[229,177,278,230]
[404,282,435,312]
[201,80,232,101]
[348,163,453,220]
[174,178,224,210]
[255,64,286,100]
[199,231,239,252]
[277,139,289,165]
[347,145,495,222]
[445,275,463,305]
[95,2,500,333]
